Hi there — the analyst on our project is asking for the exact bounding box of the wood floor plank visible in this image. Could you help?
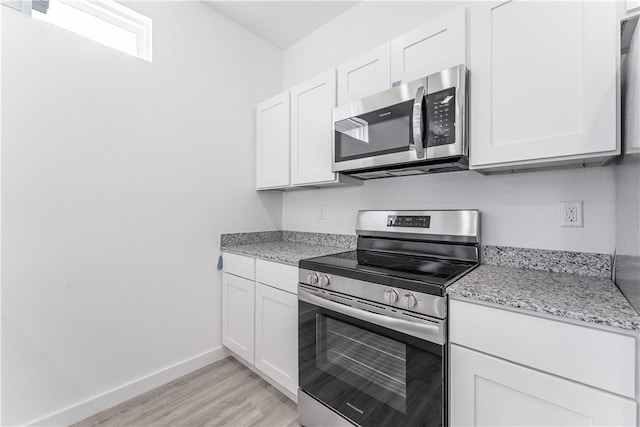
[72,357,299,427]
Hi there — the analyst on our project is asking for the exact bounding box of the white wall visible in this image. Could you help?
[1,3,282,425]
[281,1,616,254]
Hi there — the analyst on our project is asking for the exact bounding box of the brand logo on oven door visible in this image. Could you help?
[346,402,364,415]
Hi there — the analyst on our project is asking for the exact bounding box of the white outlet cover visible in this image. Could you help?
[560,201,584,227]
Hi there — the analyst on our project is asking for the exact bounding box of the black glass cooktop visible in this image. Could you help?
[299,249,477,296]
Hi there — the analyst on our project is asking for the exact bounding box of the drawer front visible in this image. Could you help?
[256,259,298,294]
[450,299,637,398]
[223,252,255,280]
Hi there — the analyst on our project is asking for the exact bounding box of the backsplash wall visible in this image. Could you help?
[282,166,616,254]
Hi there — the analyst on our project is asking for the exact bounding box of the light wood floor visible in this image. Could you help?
[72,357,299,427]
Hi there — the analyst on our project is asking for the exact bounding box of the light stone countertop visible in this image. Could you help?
[448,265,640,331]
[222,241,351,266]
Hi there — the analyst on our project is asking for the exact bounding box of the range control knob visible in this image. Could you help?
[383,289,398,304]
[403,293,418,309]
[319,274,331,288]
[307,272,319,285]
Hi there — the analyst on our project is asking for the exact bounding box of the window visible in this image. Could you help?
[31,0,152,61]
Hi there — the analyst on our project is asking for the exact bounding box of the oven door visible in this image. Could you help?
[298,286,446,427]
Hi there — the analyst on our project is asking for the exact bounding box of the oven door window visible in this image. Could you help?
[334,100,415,162]
[320,316,407,413]
[299,301,444,427]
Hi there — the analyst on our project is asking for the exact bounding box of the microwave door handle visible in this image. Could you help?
[412,85,426,159]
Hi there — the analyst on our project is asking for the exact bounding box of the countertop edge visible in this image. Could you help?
[222,247,298,266]
[448,292,640,333]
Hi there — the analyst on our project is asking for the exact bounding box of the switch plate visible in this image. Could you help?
[560,201,583,227]
[319,206,326,221]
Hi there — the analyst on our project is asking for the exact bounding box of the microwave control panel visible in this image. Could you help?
[427,87,456,147]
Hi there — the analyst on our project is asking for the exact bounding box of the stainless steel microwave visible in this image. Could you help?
[332,65,468,179]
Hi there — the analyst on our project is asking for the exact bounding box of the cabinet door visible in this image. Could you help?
[337,42,390,106]
[450,345,637,427]
[256,91,290,189]
[469,1,619,169]
[390,7,466,85]
[222,273,255,364]
[290,69,337,185]
[624,17,639,154]
[254,283,298,395]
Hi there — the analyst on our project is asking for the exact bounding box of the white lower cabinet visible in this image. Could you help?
[450,344,637,426]
[222,253,298,401]
[255,282,298,395]
[222,272,255,364]
[449,299,638,426]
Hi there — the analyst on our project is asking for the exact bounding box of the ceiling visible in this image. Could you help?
[204,1,359,49]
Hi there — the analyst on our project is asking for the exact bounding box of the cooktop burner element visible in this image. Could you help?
[298,210,480,316]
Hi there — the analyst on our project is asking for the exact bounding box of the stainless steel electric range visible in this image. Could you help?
[297,210,480,427]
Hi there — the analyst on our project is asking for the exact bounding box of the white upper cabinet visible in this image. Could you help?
[256,91,290,189]
[290,69,338,185]
[469,1,619,171]
[623,15,639,154]
[390,7,466,85]
[337,42,391,106]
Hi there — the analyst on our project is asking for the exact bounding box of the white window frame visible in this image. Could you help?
[2,0,152,62]
[56,0,152,61]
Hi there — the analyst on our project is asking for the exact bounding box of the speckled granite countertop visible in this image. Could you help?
[222,241,352,265]
[448,265,640,331]
[220,231,356,265]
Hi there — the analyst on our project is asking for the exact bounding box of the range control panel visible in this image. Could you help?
[387,215,431,228]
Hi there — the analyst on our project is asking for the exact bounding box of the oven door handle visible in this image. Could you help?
[299,288,445,345]
[412,85,426,159]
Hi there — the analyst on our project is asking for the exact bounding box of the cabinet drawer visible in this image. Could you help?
[450,299,637,398]
[223,252,255,280]
[256,259,298,294]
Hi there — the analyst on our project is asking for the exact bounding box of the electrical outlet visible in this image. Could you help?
[560,201,583,227]
[319,206,326,221]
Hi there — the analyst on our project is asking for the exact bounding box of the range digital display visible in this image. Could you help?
[387,215,431,228]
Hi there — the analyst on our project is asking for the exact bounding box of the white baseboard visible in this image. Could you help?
[29,346,230,427]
